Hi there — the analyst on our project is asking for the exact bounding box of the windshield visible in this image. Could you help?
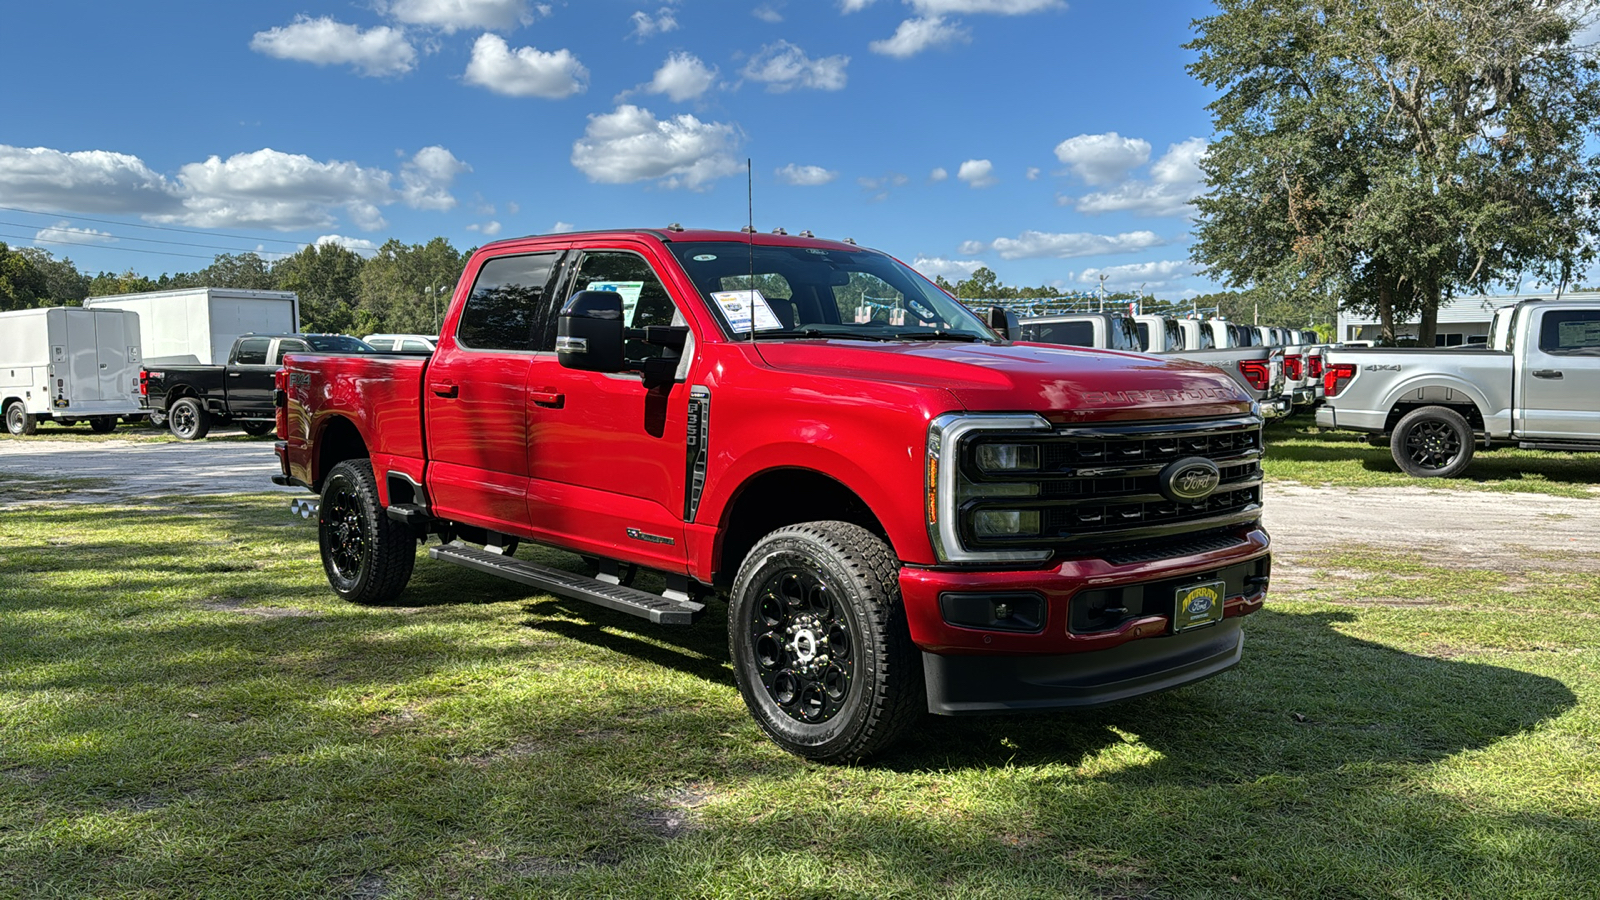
[666,242,996,342]
[303,336,376,352]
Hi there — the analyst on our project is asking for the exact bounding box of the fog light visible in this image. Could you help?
[976,443,1040,471]
[973,509,1040,537]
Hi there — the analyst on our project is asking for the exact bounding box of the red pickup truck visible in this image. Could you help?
[273,227,1271,761]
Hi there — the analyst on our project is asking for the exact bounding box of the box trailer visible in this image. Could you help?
[2,307,144,435]
[85,288,299,366]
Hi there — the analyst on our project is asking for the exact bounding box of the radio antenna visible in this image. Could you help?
[747,157,756,343]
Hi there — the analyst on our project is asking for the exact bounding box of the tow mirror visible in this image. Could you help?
[987,305,1020,341]
[557,290,625,372]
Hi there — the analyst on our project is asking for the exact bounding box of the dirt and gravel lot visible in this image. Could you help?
[3,434,1598,578]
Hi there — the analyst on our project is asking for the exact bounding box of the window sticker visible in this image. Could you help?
[586,280,645,325]
[711,289,783,332]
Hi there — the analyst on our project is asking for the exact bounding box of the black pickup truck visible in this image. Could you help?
[144,333,375,439]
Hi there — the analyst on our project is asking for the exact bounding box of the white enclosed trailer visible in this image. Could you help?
[85,288,299,365]
[2,306,144,435]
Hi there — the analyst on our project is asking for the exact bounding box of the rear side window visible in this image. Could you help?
[234,338,270,365]
[273,340,308,364]
[458,252,562,351]
[1019,321,1093,346]
[401,339,431,352]
[1539,310,1600,354]
[367,338,394,351]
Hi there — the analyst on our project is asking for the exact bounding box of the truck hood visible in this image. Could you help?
[752,339,1254,422]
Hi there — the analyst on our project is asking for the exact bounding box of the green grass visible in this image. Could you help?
[1264,417,1600,498]
[3,488,1597,898]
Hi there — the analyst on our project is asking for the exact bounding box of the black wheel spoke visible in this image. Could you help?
[751,567,854,724]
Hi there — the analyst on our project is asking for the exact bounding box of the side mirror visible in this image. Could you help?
[557,290,625,372]
[987,305,1020,341]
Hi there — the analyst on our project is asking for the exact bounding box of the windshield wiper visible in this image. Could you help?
[890,331,984,342]
[756,327,897,342]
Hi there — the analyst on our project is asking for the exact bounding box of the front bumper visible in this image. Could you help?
[899,527,1270,713]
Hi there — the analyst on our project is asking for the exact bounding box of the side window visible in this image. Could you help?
[272,340,308,365]
[1112,318,1140,351]
[1018,321,1093,347]
[458,252,562,352]
[566,251,685,362]
[1539,310,1600,354]
[1166,321,1181,352]
[234,338,270,366]
[367,338,394,351]
[401,339,431,352]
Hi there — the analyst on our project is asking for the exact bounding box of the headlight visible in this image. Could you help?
[926,413,1054,564]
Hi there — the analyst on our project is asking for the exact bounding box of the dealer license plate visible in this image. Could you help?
[1173,580,1225,632]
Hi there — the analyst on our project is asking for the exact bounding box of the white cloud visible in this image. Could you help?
[910,0,1063,13]
[549,220,576,232]
[646,52,717,102]
[775,164,838,186]
[250,17,416,77]
[400,146,470,210]
[1026,166,1040,180]
[1053,132,1151,186]
[0,145,179,214]
[911,255,982,280]
[840,0,877,10]
[315,234,379,254]
[970,229,1166,260]
[1077,259,1199,289]
[753,4,784,22]
[570,105,743,190]
[742,41,849,92]
[957,158,996,188]
[383,0,534,32]
[870,16,970,58]
[169,149,399,231]
[629,7,679,41]
[930,167,948,182]
[1072,137,1208,217]
[506,201,521,214]
[466,220,503,235]
[33,221,117,246]
[464,34,587,98]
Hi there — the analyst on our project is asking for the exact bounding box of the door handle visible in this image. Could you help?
[530,391,565,409]
[228,372,241,377]
[1532,369,1563,379]
[429,381,459,397]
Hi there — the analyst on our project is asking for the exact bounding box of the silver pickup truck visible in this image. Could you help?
[1316,298,1600,476]
[1019,312,1288,414]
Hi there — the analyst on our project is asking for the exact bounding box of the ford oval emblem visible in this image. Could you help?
[1158,456,1221,503]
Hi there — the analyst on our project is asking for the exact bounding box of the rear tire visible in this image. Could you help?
[240,421,276,437]
[5,401,37,436]
[1391,406,1475,478]
[89,416,117,434]
[729,521,923,763]
[318,459,416,604]
[167,397,210,440]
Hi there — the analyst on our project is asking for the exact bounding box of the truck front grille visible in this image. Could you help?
[959,416,1264,554]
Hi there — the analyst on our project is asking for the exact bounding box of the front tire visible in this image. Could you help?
[5,400,37,436]
[318,459,416,604]
[167,397,210,440]
[729,521,922,763]
[1391,406,1475,478]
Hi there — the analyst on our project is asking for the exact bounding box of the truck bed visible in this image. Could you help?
[280,353,431,496]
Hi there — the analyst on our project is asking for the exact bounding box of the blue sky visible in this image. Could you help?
[3,1,1253,298]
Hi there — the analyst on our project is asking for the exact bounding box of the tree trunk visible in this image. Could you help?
[1377,281,1395,344]
[1417,269,1440,348]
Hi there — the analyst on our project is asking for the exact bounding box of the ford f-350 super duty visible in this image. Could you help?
[273,227,1272,761]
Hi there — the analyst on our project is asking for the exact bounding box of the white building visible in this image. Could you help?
[1337,290,1600,345]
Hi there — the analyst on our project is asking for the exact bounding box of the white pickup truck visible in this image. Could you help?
[1316,298,1600,476]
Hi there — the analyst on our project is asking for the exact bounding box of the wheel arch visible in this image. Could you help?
[1381,376,1490,432]
[312,414,370,491]
[712,466,889,590]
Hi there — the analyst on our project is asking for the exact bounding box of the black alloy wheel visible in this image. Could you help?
[729,521,922,762]
[1391,406,1474,478]
[167,397,210,441]
[318,458,416,604]
[5,401,37,436]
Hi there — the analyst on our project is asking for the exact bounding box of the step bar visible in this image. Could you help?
[428,542,705,625]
